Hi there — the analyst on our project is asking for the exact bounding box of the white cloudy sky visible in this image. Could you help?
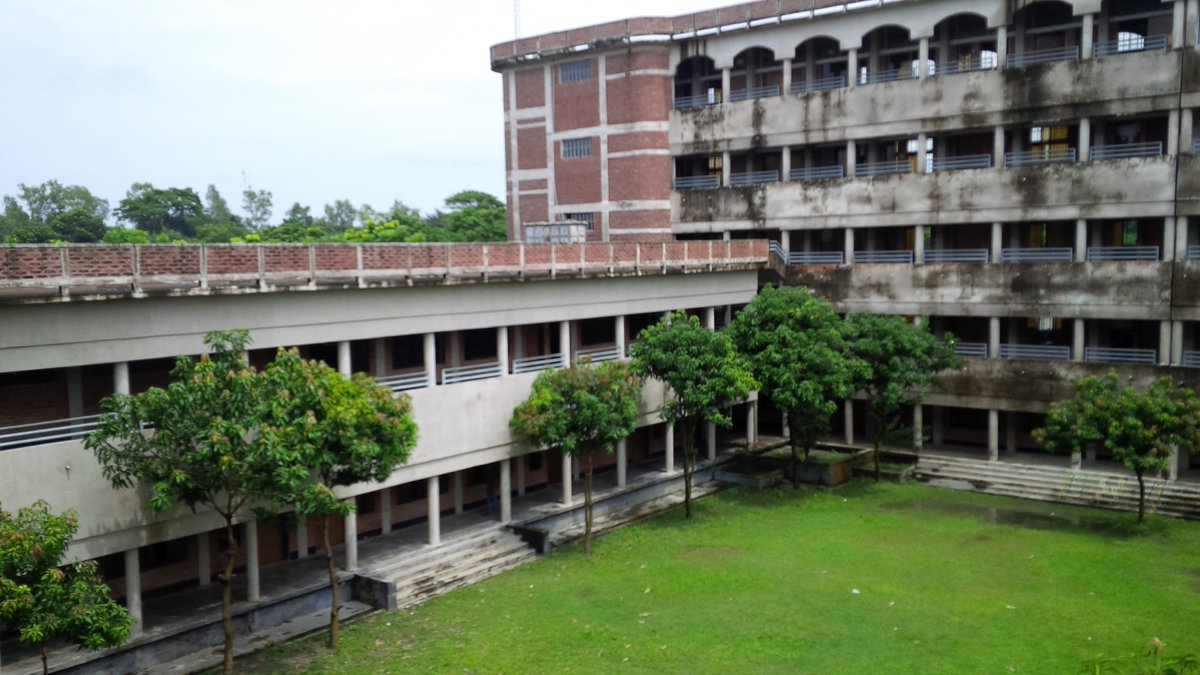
[0,1,704,220]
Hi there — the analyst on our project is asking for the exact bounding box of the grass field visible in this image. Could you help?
[239,481,1200,673]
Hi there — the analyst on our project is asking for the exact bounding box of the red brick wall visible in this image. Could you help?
[516,127,547,170]
[206,247,258,274]
[263,247,309,273]
[2,247,62,279]
[314,246,357,270]
[514,68,544,108]
[609,155,671,202]
[606,75,671,126]
[68,247,133,278]
[140,247,201,276]
[552,59,600,132]
[554,140,602,205]
[609,210,671,231]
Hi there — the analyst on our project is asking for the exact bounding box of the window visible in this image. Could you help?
[561,138,593,159]
[391,334,423,370]
[560,59,591,83]
[563,212,595,230]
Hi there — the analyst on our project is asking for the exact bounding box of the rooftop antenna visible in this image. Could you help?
[514,0,521,38]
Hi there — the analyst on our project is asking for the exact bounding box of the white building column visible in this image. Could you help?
[616,439,627,488]
[124,547,143,634]
[1078,117,1091,161]
[1186,0,1199,48]
[996,26,1008,66]
[427,476,441,545]
[1081,13,1095,59]
[991,222,1003,262]
[844,227,855,264]
[746,402,757,447]
[781,146,792,182]
[664,423,675,473]
[113,361,130,395]
[1163,217,1177,262]
[1074,219,1088,262]
[497,326,510,375]
[1172,320,1185,365]
[912,405,923,450]
[560,455,573,506]
[987,410,1000,461]
[245,519,261,601]
[721,67,731,102]
[615,315,627,357]
[918,37,930,80]
[846,139,857,176]
[337,340,352,376]
[992,127,1005,171]
[197,532,212,586]
[1073,319,1085,362]
[453,471,464,514]
[781,57,793,93]
[1181,109,1195,155]
[344,510,358,571]
[424,332,438,386]
[1169,446,1181,482]
[380,488,392,534]
[1160,320,1173,366]
[847,48,858,87]
[295,510,308,558]
[914,225,925,264]
[989,317,1001,358]
[721,151,732,186]
[844,400,855,445]
[1168,109,1181,156]
[704,306,716,330]
[707,422,717,461]
[373,337,387,376]
[500,458,512,523]
[559,320,571,367]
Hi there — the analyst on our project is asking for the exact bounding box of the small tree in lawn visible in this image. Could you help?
[844,313,960,482]
[630,311,756,518]
[1034,372,1200,524]
[730,286,866,486]
[510,361,641,556]
[260,348,418,649]
[0,501,131,675]
[85,330,295,675]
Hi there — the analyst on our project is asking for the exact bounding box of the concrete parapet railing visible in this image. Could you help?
[0,240,769,298]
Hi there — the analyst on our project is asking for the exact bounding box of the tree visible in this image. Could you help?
[242,188,273,230]
[729,286,865,485]
[845,313,960,482]
[430,190,506,242]
[1034,372,1200,523]
[13,180,109,224]
[101,227,150,244]
[281,202,314,229]
[0,501,131,674]
[320,199,358,233]
[204,184,237,225]
[85,330,297,674]
[630,311,756,518]
[260,348,418,649]
[510,361,641,555]
[50,207,107,243]
[115,183,203,236]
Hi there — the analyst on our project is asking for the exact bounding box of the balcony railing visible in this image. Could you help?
[999,344,1071,360]
[924,248,990,263]
[1084,347,1158,365]
[1000,248,1074,262]
[789,165,845,181]
[789,75,846,94]
[1090,142,1163,161]
[853,250,914,264]
[0,414,103,451]
[863,68,916,84]
[939,56,997,75]
[789,251,845,265]
[1006,45,1080,67]
[1093,33,1168,57]
[1189,245,1200,260]
[575,346,622,364]
[768,240,787,262]
[511,353,563,374]
[1194,138,1200,154]
[854,160,913,177]
[673,175,721,190]
[728,85,780,102]
[728,170,780,186]
[1086,246,1159,262]
[954,342,989,358]
[931,154,992,172]
[375,372,430,392]
[1004,148,1076,167]
[673,93,720,110]
[1183,351,1200,368]
[441,362,503,384]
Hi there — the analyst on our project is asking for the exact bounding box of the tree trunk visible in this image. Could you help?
[682,420,696,519]
[221,517,238,675]
[1136,471,1146,524]
[584,453,594,557]
[41,645,48,675]
[324,513,340,649]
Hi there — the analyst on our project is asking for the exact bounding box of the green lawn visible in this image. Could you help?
[240,482,1200,673]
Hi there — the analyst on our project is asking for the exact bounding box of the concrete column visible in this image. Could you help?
[1181,109,1194,154]
[1073,319,1085,362]
[721,67,731,103]
[1081,13,1095,59]
[197,532,212,586]
[746,402,757,447]
[245,519,261,601]
[721,151,731,186]
[615,315,627,357]
[918,37,929,80]
[781,146,792,181]
[344,510,358,572]
[500,458,512,523]
[781,57,793,93]
[1160,320,1172,365]
[497,326,510,375]
[844,400,855,445]
[664,423,675,473]
[1176,216,1190,263]
[987,410,999,461]
[1074,219,1088,262]
[1078,117,1091,161]
[780,230,791,258]
[846,139,856,176]
[1163,217,1177,262]
[373,337,387,376]
[453,471,464,514]
[427,476,441,545]
[988,317,1001,358]
[916,131,927,174]
[914,225,925,264]
[707,422,717,461]
[1187,0,1199,48]
[66,366,83,419]
[560,454,573,505]
[424,332,438,386]
[1169,446,1180,482]
[559,320,571,367]
[616,439,627,488]
[1168,109,1180,156]
[295,509,308,558]
[931,406,943,446]
[844,227,855,264]
[704,306,716,330]
[448,332,462,368]
[337,340,352,376]
[1172,320,1185,365]
[113,361,130,395]
[993,126,1005,169]
[912,405,923,450]
[991,222,1003,262]
[380,488,392,534]
[996,26,1008,67]
[724,305,733,326]
[847,48,858,87]
[124,548,143,634]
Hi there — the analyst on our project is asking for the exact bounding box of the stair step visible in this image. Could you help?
[395,548,538,611]
[365,525,507,580]
[392,535,530,593]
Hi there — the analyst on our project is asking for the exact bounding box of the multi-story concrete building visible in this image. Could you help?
[492,0,1200,479]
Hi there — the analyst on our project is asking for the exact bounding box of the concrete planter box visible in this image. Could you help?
[792,449,872,487]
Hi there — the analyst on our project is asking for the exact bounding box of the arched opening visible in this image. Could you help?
[1010,1,1081,65]
[1096,0,1172,56]
[932,14,998,74]
[860,25,921,83]
[673,56,720,109]
[791,37,848,93]
[729,47,782,101]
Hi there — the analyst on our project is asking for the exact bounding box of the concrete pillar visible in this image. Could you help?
[844,400,855,445]
[664,423,675,473]
[245,519,261,601]
[1163,217,1177,262]
[373,337,387,376]
[724,305,733,326]
[914,225,925,264]
[1071,451,1082,469]
[295,509,308,558]
[1168,109,1180,156]
[497,326,510,375]
[721,67,731,102]
[113,361,130,395]
[989,317,1001,358]
[1078,117,1091,161]
[916,131,927,174]
[448,332,462,368]
[846,139,857,176]
[66,366,83,419]
[453,471,464,514]
[1074,219,1088,262]
[1073,319,1085,362]
[500,458,512,523]
[992,127,1005,169]
[844,227,855,264]
[124,548,143,634]
[424,332,438,386]
[707,422,717,461]
[1160,320,1172,366]
[704,306,716,330]
[615,315,627,357]
[1169,446,1181,482]
[427,476,441,545]
[991,222,1003,263]
[1172,320,1185,365]
[987,410,999,461]
[781,146,792,181]
[721,150,732,186]
[337,340,352,376]
[1177,216,1190,263]
[560,454,573,506]
[344,510,358,572]
[918,37,929,80]
[1186,0,1199,48]
[197,532,212,586]
[996,26,1008,66]
[847,48,858,87]
[912,405,923,450]
[1181,109,1194,154]
[781,57,793,93]
[746,402,757,447]
[931,406,943,446]
[1082,13,1095,59]
[616,439,627,488]
[559,320,571,367]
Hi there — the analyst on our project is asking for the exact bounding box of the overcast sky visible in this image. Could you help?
[0,1,705,221]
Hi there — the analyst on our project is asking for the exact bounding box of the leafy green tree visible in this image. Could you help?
[3,220,55,243]
[0,500,131,675]
[13,180,109,224]
[115,183,203,237]
[1035,372,1200,523]
[730,286,865,485]
[204,184,237,225]
[282,202,315,229]
[85,330,298,674]
[320,199,358,233]
[845,313,960,482]
[260,348,418,649]
[1,195,33,240]
[242,188,273,230]
[631,311,756,518]
[510,361,641,555]
[195,220,250,243]
[50,208,107,243]
[101,227,150,244]
[429,190,506,242]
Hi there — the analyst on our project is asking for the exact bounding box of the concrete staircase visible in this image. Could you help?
[915,455,1200,520]
[353,523,538,612]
